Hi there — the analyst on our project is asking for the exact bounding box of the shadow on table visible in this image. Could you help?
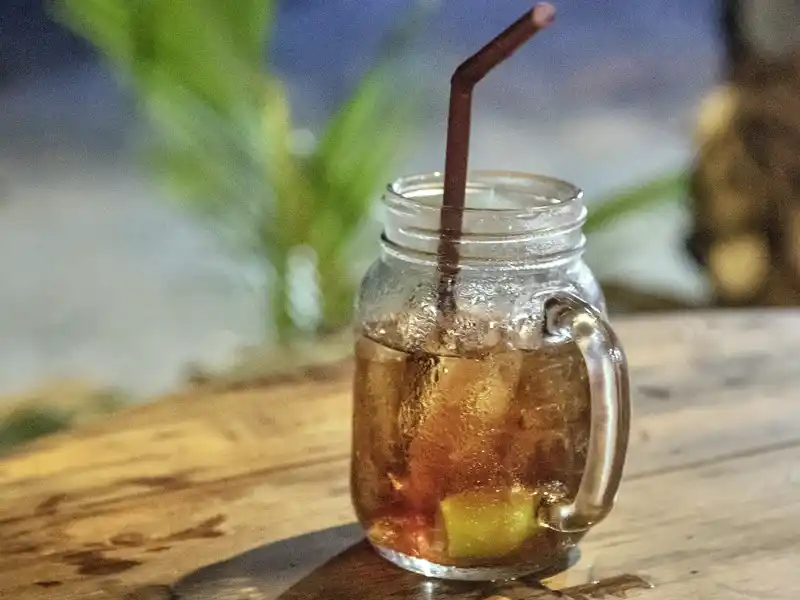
[174,524,361,599]
[172,524,594,600]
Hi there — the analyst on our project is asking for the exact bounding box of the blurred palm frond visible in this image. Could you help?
[585,171,688,234]
[55,0,427,342]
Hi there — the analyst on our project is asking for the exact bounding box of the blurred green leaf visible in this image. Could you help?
[0,408,70,453]
[259,76,312,252]
[55,0,134,65]
[209,0,276,65]
[145,81,265,226]
[585,172,688,234]
[146,2,261,111]
[56,0,274,110]
[307,0,431,261]
[311,72,417,257]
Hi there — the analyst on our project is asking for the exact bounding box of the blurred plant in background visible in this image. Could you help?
[0,167,691,449]
[0,381,127,455]
[584,172,686,234]
[55,0,426,346]
[585,170,694,313]
[55,0,691,344]
[1,2,691,450]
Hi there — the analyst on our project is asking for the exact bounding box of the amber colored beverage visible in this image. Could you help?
[351,328,591,571]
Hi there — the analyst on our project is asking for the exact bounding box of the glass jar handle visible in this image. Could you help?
[535,291,631,533]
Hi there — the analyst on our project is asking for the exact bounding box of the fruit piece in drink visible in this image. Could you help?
[438,486,540,559]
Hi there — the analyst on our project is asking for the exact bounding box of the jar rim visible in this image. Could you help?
[385,170,583,214]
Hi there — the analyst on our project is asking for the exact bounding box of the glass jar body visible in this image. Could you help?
[350,172,627,580]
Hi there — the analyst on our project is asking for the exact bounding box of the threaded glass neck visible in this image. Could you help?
[382,171,586,269]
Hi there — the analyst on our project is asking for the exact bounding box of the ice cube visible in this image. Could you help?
[360,301,439,353]
[501,402,566,478]
[499,341,590,489]
[353,336,409,512]
[438,310,506,356]
[405,351,523,512]
[510,311,547,350]
[354,337,406,450]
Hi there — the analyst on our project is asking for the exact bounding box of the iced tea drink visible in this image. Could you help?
[351,316,591,576]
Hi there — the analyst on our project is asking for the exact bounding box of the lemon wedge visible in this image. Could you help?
[438,487,539,559]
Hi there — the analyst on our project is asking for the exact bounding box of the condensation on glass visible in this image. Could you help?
[351,172,630,581]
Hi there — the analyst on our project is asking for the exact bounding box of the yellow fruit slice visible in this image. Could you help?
[438,487,539,559]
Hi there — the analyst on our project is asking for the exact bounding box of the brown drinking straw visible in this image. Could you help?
[436,3,556,316]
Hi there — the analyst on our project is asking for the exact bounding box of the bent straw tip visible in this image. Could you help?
[531,3,556,28]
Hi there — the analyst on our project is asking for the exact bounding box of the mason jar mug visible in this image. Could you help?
[350,171,630,580]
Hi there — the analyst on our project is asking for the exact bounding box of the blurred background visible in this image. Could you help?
[1,0,797,443]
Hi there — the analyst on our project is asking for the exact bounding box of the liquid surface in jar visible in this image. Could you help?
[351,325,591,568]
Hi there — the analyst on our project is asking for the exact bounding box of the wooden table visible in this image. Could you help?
[1,310,799,600]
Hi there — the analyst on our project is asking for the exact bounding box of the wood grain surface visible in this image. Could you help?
[1,310,799,600]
